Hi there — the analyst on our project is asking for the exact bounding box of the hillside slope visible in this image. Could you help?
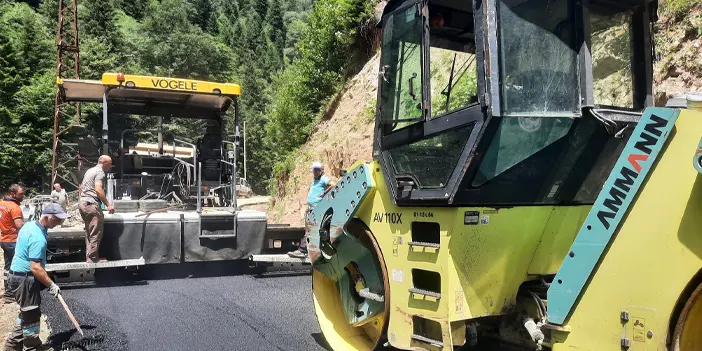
[270,5,702,225]
[270,54,380,225]
[655,6,702,103]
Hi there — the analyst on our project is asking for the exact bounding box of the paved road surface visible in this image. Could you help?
[43,266,328,351]
[40,264,515,351]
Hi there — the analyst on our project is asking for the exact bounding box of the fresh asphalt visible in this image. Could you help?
[41,263,517,351]
[42,263,330,351]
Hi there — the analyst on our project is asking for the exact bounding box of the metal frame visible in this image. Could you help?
[584,0,655,111]
[97,89,239,213]
[50,0,81,189]
[375,0,488,203]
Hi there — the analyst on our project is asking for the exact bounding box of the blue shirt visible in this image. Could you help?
[10,221,48,273]
[307,175,330,208]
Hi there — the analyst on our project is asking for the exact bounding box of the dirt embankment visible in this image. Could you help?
[269,54,380,225]
[654,6,702,103]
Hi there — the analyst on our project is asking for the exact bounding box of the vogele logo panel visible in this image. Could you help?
[150,79,198,91]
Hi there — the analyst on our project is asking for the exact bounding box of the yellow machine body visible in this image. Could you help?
[314,108,702,350]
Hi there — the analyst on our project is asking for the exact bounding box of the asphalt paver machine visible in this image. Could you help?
[307,0,702,350]
[46,74,306,280]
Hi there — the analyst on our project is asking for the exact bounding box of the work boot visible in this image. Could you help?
[3,342,22,351]
[3,294,15,305]
[287,249,308,259]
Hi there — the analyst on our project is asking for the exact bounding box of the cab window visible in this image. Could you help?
[378,4,424,131]
[591,8,634,109]
[428,24,478,118]
[497,0,580,116]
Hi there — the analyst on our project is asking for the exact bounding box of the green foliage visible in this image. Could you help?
[0,71,55,190]
[253,0,267,21]
[189,0,217,33]
[0,0,370,195]
[116,0,151,20]
[142,0,194,38]
[0,20,23,107]
[662,0,701,18]
[361,101,376,124]
[82,0,118,38]
[1,2,53,75]
[266,0,375,189]
[267,0,285,57]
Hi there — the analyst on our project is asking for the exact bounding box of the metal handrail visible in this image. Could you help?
[174,139,198,205]
[221,141,237,210]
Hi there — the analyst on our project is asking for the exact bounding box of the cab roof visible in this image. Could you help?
[381,0,658,17]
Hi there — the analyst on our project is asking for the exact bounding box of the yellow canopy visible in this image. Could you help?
[57,73,241,120]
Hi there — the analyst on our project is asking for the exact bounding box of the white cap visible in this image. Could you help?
[311,162,323,170]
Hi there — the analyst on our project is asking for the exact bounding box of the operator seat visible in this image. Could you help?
[197,124,223,182]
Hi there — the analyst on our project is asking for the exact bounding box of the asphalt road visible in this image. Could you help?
[42,265,329,351]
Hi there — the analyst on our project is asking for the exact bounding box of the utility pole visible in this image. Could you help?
[243,121,247,180]
[51,0,81,188]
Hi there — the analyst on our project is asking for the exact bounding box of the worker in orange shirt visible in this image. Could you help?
[0,184,25,303]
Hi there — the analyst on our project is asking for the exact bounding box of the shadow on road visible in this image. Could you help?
[311,333,333,351]
[58,260,311,290]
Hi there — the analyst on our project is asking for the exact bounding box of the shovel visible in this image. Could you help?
[57,293,84,337]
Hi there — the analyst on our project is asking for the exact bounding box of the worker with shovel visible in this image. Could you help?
[4,204,67,351]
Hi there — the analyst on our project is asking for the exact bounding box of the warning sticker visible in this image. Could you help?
[392,269,404,283]
[480,215,490,225]
[392,237,399,257]
[633,317,645,342]
[464,211,479,225]
[455,290,464,314]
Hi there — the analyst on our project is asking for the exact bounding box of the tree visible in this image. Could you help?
[15,0,41,8]
[267,0,375,172]
[283,13,309,62]
[1,3,53,78]
[117,0,151,20]
[266,0,285,58]
[253,0,267,22]
[37,0,59,29]
[0,71,55,191]
[220,0,238,18]
[0,23,22,108]
[142,0,194,38]
[217,12,239,49]
[82,0,119,38]
[190,0,217,33]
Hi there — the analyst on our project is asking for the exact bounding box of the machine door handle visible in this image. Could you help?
[408,72,417,101]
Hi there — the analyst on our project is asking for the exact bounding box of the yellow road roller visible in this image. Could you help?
[307,0,702,349]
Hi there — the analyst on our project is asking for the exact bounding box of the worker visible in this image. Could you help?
[78,155,115,263]
[4,203,67,351]
[0,184,25,304]
[51,183,69,211]
[288,162,336,259]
